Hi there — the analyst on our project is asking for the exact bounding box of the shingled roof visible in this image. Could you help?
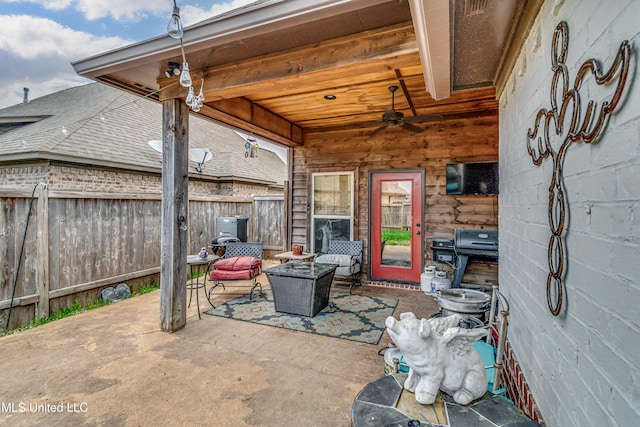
[0,83,286,185]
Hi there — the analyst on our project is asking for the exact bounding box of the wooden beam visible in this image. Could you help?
[196,104,303,146]
[494,0,544,99]
[160,98,189,333]
[159,23,418,101]
[0,294,39,310]
[409,0,451,100]
[48,267,161,299]
[202,52,420,102]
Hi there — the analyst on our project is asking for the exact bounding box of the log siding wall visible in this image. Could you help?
[293,111,499,286]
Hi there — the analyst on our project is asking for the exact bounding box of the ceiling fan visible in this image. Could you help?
[371,85,442,135]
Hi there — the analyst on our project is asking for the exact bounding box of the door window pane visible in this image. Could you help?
[381,180,412,267]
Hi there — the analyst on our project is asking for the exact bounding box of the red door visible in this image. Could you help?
[370,171,423,283]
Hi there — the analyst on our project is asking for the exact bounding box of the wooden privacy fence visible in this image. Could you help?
[0,187,284,330]
[381,203,411,230]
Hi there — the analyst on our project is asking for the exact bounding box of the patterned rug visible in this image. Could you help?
[205,290,397,345]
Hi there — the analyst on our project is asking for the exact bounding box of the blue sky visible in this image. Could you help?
[0,0,256,109]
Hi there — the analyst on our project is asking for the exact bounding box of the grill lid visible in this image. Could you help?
[454,228,498,251]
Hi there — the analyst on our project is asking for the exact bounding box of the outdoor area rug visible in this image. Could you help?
[205,290,397,345]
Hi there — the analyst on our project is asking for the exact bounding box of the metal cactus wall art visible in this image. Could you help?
[526,21,631,315]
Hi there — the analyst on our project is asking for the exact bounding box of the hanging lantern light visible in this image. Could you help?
[179,62,192,87]
[167,2,183,39]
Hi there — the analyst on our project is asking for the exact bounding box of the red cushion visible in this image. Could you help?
[209,256,261,281]
[213,256,261,271]
[209,269,257,280]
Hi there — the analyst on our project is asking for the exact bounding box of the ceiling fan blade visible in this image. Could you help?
[400,122,425,133]
[370,123,389,136]
[404,114,443,123]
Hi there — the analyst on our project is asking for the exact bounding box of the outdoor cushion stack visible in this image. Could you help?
[209,256,262,280]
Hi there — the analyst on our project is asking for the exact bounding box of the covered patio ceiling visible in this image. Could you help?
[73,0,540,147]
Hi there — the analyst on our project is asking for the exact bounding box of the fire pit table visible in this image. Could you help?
[264,262,337,317]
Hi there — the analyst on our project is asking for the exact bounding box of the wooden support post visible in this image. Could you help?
[36,183,49,319]
[160,98,189,332]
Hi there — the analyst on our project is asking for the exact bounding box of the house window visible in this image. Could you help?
[311,172,354,253]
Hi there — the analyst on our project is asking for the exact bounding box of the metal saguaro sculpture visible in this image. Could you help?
[526,21,631,316]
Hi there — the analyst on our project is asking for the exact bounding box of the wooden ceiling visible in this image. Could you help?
[74,0,535,147]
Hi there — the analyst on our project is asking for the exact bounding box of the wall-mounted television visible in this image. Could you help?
[446,161,499,195]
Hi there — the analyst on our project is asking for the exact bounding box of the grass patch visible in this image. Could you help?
[382,229,411,246]
[137,282,161,295]
[2,281,160,336]
[2,299,110,336]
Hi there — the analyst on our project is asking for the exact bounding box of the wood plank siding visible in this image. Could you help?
[292,102,499,286]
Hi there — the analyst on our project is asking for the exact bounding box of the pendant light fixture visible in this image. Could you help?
[185,86,195,106]
[166,1,209,113]
[197,73,206,105]
[179,61,192,87]
[167,1,183,39]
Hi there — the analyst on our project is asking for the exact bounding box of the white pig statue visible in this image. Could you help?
[385,312,488,405]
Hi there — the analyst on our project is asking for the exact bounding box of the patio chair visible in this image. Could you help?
[315,240,363,294]
[206,242,264,307]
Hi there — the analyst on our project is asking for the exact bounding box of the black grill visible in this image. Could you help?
[453,228,498,288]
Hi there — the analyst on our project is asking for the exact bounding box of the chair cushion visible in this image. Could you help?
[209,268,258,280]
[214,256,261,271]
[209,256,261,281]
[315,254,355,267]
[335,262,360,277]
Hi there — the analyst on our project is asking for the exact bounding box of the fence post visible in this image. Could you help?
[36,184,49,319]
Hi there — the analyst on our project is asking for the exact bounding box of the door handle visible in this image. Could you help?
[416,230,421,235]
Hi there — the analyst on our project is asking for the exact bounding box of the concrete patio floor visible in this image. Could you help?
[0,260,439,426]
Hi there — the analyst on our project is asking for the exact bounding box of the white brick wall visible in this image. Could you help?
[499,1,640,425]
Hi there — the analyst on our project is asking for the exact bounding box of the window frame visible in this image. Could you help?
[310,171,355,253]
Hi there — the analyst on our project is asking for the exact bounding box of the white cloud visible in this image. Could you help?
[181,0,257,26]
[2,0,74,11]
[0,77,92,110]
[0,14,131,109]
[0,2,260,109]
[3,0,170,21]
[74,0,168,22]
[0,15,131,59]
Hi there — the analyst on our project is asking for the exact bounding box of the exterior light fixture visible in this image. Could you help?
[185,86,195,106]
[197,74,206,104]
[165,62,181,78]
[167,3,183,39]
[179,62,192,87]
